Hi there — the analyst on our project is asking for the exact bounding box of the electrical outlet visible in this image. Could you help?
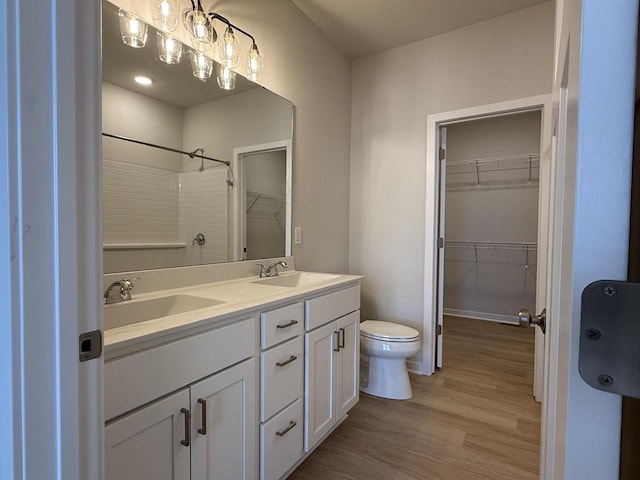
[294,227,302,245]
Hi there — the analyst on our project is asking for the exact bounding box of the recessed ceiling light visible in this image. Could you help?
[134,75,153,86]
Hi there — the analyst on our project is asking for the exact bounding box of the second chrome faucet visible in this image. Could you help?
[257,260,288,278]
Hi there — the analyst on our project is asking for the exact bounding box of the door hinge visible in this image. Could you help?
[438,237,444,249]
[436,324,442,335]
[79,330,103,362]
[439,148,446,161]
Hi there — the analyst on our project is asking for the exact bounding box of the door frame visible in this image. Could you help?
[232,140,293,261]
[422,94,552,402]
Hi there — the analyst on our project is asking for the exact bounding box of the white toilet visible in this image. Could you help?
[359,320,421,400]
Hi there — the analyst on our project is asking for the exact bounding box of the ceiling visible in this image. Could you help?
[291,0,550,59]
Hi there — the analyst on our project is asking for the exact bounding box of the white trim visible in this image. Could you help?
[423,94,551,376]
[232,140,292,261]
[443,308,518,325]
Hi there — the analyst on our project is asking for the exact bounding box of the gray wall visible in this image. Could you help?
[349,2,554,359]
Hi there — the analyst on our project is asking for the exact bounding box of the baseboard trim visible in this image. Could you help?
[407,361,422,374]
[444,308,518,325]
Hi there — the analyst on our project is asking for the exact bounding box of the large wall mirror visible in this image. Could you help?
[102,0,293,274]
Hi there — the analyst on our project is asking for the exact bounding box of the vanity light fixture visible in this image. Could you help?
[191,51,214,80]
[118,9,148,48]
[157,31,182,64]
[134,75,154,86]
[152,0,179,33]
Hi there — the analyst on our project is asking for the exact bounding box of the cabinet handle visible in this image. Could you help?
[275,420,297,437]
[197,398,207,436]
[276,355,298,367]
[339,327,346,349]
[334,331,341,352]
[180,408,190,447]
[276,320,298,329]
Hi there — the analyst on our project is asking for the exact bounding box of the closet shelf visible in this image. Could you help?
[446,153,540,190]
[246,191,285,220]
[445,241,537,268]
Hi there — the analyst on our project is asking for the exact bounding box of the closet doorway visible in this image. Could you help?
[440,110,540,356]
[424,95,552,402]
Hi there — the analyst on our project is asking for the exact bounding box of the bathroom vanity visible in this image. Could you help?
[103,266,361,480]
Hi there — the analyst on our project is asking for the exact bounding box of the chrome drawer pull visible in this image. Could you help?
[275,420,297,437]
[276,355,297,367]
[180,408,190,447]
[197,398,207,435]
[276,320,298,329]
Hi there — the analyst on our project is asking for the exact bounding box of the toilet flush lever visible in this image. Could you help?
[519,308,546,334]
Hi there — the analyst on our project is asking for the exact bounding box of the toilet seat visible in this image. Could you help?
[360,320,420,343]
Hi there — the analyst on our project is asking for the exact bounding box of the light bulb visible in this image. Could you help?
[219,26,240,68]
[183,6,215,51]
[190,51,213,80]
[152,0,178,32]
[158,31,182,64]
[118,9,148,48]
[216,64,236,90]
[246,43,263,82]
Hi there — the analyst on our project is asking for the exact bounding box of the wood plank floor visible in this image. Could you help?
[288,316,540,480]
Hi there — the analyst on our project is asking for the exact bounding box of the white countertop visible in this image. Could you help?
[104,270,362,358]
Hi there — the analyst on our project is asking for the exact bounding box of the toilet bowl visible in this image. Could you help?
[359,320,421,400]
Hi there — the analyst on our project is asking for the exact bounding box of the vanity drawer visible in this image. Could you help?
[260,336,304,422]
[105,317,255,421]
[305,285,360,331]
[260,398,303,480]
[261,302,304,349]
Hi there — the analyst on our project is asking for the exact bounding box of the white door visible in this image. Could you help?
[336,311,360,417]
[105,389,191,480]
[304,321,337,451]
[190,358,256,480]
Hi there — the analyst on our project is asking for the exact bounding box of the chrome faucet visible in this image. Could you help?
[257,261,288,278]
[103,278,139,305]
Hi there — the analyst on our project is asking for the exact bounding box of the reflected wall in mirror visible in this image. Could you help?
[102,0,293,274]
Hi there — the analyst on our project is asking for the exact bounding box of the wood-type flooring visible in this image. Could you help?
[288,316,540,480]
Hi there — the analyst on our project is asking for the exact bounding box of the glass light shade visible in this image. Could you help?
[118,9,148,48]
[183,7,215,51]
[157,32,182,64]
[152,0,179,32]
[216,64,236,90]
[190,51,214,80]
[218,26,240,68]
[246,43,264,81]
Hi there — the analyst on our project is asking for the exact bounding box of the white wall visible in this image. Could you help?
[349,3,554,349]
[112,0,352,273]
[444,112,540,321]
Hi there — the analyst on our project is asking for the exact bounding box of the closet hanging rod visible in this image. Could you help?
[445,241,537,250]
[446,152,540,169]
[102,132,230,166]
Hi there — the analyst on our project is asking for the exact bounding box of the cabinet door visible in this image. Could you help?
[304,321,338,452]
[190,358,257,480]
[336,311,360,418]
[105,389,190,480]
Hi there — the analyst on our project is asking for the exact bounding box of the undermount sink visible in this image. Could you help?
[104,294,225,329]
[251,272,341,288]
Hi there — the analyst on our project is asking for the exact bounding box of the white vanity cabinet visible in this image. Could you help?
[104,317,257,480]
[259,302,305,480]
[304,286,360,452]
